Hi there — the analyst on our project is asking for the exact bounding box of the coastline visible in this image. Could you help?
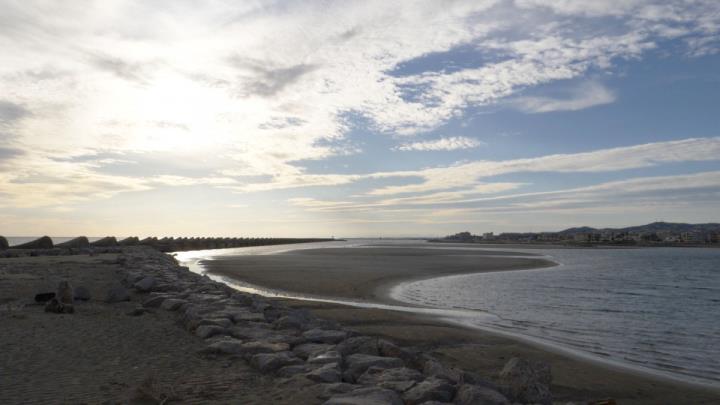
[199,245,720,404]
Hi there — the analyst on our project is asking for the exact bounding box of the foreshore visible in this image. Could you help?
[202,245,720,404]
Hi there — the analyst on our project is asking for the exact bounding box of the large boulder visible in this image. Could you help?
[343,354,404,383]
[0,236,10,250]
[55,236,90,249]
[203,338,245,355]
[119,236,140,246]
[195,325,229,339]
[90,236,118,247]
[423,359,462,384]
[250,351,302,372]
[323,387,403,405]
[302,328,348,344]
[133,276,156,292]
[294,343,336,360]
[498,357,552,405]
[455,384,510,405]
[402,377,455,405]
[307,363,342,383]
[336,336,379,356]
[357,367,424,393]
[14,236,53,249]
[308,350,342,365]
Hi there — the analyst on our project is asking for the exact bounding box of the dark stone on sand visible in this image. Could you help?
[133,276,156,292]
[323,386,403,405]
[44,298,74,314]
[455,384,510,405]
[90,236,118,247]
[35,292,56,303]
[498,357,552,405]
[0,236,8,250]
[105,285,130,303]
[55,236,90,249]
[402,377,455,405]
[73,286,91,301]
[14,236,54,249]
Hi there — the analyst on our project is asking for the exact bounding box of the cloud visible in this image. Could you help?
[230,57,319,97]
[0,100,30,125]
[395,136,485,151]
[511,81,616,113]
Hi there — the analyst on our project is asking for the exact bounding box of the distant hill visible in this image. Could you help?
[559,222,720,234]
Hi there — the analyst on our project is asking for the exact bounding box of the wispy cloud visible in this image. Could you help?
[511,81,616,113]
[395,136,485,151]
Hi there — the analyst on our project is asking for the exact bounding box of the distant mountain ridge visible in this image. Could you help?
[558,222,720,234]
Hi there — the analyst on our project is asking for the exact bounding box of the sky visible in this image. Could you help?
[1,0,719,238]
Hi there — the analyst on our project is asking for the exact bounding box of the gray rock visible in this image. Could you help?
[455,384,510,405]
[133,276,156,292]
[343,354,404,383]
[126,306,148,316]
[73,286,91,301]
[56,281,73,304]
[197,318,233,329]
[231,326,298,344]
[274,310,313,329]
[318,383,360,400]
[228,309,266,323]
[160,298,187,311]
[250,351,302,372]
[204,338,245,355]
[323,386,403,405]
[195,325,228,339]
[402,377,455,405]
[294,343,336,360]
[378,339,419,367]
[277,364,313,377]
[498,357,552,405]
[303,328,348,344]
[237,341,289,356]
[105,285,130,303]
[307,362,342,383]
[357,367,423,392]
[336,336,379,356]
[423,359,462,384]
[309,350,342,365]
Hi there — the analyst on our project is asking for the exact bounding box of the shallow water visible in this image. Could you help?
[391,246,720,386]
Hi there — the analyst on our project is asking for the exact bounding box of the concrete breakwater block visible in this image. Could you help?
[56,236,90,249]
[90,236,118,247]
[0,236,8,249]
[14,236,54,249]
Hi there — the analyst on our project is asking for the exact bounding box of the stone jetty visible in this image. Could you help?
[106,247,554,404]
[0,235,336,257]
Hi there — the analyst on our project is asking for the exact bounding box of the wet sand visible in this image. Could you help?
[203,245,720,404]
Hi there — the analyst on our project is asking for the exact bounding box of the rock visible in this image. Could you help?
[336,336,379,356]
[55,236,90,249]
[343,354,404,383]
[0,236,8,250]
[56,281,73,304]
[323,386,403,405]
[44,298,74,314]
[378,339,419,367]
[237,341,289,356]
[105,286,130,303]
[308,350,342,365]
[73,286,91,301]
[318,383,360,400]
[197,318,233,329]
[142,295,166,308]
[294,343,336,360]
[423,359,462,384]
[231,326,299,344]
[307,362,342,383]
[302,328,348,344]
[118,236,140,246]
[203,339,245,355]
[455,384,510,405]
[498,357,552,405]
[160,298,187,311]
[402,378,455,405]
[277,364,313,377]
[34,292,55,303]
[90,236,118,247]
[250,351,302,372]
[229,309,266,323]
[357,367,423,392]
[195,325,228,339]
[133,276,156,292]
[14,236,54,249]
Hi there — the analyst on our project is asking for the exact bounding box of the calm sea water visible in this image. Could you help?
[391,246,720,386]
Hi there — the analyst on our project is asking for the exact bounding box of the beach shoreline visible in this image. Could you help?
[199,244,720,404]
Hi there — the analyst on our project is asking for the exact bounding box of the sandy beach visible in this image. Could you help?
[203,245,720,404]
